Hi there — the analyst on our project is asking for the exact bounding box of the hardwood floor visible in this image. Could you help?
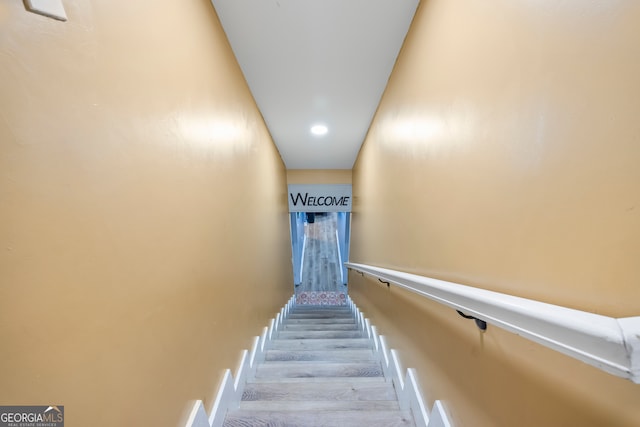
[296,213,346,294]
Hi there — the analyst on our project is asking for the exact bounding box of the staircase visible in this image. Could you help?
[223,304,416,426]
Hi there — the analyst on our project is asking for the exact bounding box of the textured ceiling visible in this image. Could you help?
[211,0,418,169]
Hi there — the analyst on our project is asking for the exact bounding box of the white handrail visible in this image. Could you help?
[345,262,640,384]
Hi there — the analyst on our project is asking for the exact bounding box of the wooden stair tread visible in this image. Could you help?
[288,312,354,318]
[277,330,364,339]
[248,376,388,384]
[265,349,375,362]
[283,323,359,331]
[269,338,372,351]
[255,361,383,379]
[285,319,356,325]
[242,381,398,401]
[239,400,400,411]
[223,410,415,427]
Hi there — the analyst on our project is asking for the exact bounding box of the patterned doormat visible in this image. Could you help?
[295,291,348,306]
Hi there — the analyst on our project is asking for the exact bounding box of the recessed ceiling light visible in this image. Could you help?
[310,124,328,136]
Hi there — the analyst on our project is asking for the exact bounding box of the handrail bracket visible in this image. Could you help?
[457,310,487,331]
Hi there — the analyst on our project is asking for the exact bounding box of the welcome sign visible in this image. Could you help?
[288,184,352,212]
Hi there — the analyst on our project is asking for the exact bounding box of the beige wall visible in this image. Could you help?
[350,0,640,426]
[287,169,352,185]
[0,1,292,426]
